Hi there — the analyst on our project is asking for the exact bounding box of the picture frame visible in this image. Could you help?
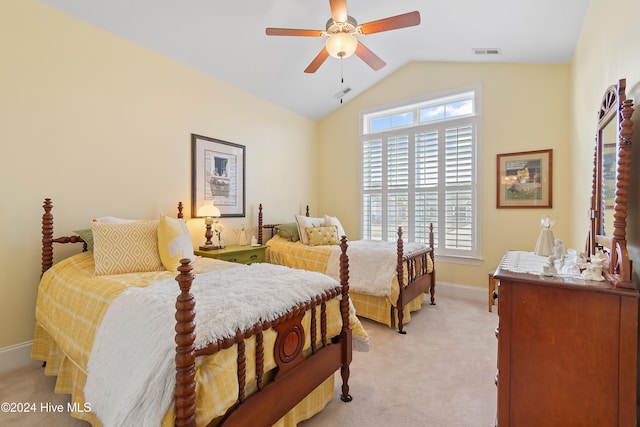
[192,134,245,217]
[497,149,552,208]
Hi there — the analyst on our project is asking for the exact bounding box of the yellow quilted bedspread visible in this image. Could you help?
[265,235,335,273]
[32,252,367,426]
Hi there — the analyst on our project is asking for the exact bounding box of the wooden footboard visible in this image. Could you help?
[395,225,435,334]
[257,203,436,334]
[174,237,352,427]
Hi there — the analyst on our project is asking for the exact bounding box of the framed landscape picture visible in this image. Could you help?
[497,149,552,208]
[191,134,245,217]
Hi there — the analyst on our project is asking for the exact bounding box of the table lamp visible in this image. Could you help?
[197,203,221,250]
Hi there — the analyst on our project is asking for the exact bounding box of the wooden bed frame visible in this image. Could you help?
[40,198,353,427]
[257,204,436,334]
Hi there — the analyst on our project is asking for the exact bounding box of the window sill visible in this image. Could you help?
[434,254,483,266]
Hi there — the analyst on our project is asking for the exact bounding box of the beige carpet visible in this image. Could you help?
[0,292,498,426]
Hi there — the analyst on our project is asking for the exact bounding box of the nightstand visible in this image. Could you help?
[195,245,266,265]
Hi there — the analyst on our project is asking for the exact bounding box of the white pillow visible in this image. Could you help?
[295,215,325,245]
[324,215,346,239]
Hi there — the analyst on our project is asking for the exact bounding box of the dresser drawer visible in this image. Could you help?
[215,248,265,264]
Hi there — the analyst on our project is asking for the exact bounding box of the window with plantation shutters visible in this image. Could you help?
[360,87,481,260]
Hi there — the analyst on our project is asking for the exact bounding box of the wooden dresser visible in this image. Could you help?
[494,251,638,426]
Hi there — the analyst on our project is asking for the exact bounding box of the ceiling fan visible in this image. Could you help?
[265,0,421,73]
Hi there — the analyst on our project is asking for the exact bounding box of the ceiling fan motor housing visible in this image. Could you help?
[325,16,358,35]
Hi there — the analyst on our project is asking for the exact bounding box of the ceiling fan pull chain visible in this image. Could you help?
[340,57,344,104]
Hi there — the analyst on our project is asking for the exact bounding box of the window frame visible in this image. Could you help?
[359,85,482,264]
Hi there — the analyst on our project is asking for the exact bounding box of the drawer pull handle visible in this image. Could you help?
[250,255,258,260]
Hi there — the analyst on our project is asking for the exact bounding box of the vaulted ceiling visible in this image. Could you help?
[40,0,591,120]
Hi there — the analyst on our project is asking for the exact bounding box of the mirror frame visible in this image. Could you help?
[588,78,634,287]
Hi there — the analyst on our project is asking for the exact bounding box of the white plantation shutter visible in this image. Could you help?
[387,136,409,189]
[362,139,382,190]
[387,136,409,238]
[444,126,474,252]
[415,131,439,244]
[360,88,480,259]
[362,139,383,240]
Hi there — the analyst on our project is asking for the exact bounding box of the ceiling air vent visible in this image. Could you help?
[334,87,352,100]
[473,48,502,55]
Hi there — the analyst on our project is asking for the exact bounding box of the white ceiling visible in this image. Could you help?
[39,0,590,121]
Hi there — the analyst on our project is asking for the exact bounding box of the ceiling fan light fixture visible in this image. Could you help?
[325,32,357,58]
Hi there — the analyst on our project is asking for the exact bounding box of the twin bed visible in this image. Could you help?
[33,197,435,426]
[33,198,368,427]
[257,204,436,333]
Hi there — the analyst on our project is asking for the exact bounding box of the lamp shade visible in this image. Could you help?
[325,33,357,58]
[197,203,221,218]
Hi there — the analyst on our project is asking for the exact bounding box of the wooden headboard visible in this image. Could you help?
[41,198,185,276]
[257,203,309,245]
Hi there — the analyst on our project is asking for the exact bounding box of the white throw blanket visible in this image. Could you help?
[85,263,342,427]
[326,240,426,297]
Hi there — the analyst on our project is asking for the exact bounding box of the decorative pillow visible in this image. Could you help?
[306,225,339,246]
[324,215,346,238]
[157,214,194,271]
[275,222,300,242]
[92,221,164,276]
[74,229,94,250]
[295,215,325,245]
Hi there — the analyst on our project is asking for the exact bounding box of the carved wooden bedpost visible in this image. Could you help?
[429,222,436,305]
[258,204,263,245]
[339,236,353,402]
[177,202,184,219]
[175,258,196,427]
[396,227,406,334]
[42,198,54,276]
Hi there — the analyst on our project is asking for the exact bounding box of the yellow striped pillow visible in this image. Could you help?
[92,221,164,275]
[306,225,339,246]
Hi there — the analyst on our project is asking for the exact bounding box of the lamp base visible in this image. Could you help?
[199,244,220,251]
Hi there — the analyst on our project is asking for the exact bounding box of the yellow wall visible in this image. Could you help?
[571,0,640,403]
[4,0,640,355]
[318,63,572,288]
[0,1,317,349]
[570,0,640,275]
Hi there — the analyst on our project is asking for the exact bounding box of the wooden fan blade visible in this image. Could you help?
[266,28,324,37]
[359,11,421,35]
[329,0,348,23]
[304,48,330,73]
[355,41,386,71]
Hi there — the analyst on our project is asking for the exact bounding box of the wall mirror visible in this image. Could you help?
[588,78,634,287]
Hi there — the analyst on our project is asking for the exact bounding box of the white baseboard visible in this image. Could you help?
[0,341,36,375]
[435,281,486,303]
